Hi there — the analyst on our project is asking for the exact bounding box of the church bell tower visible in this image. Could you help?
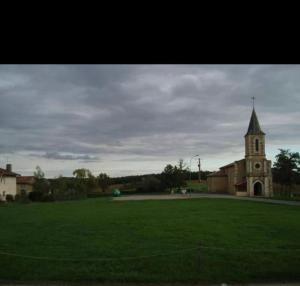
[244,104,273,197]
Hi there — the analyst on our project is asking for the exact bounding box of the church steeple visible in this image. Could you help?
[245,106,266,158]
[243,100,272,198]
[245,108,265,136]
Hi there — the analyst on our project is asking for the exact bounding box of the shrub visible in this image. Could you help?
[15,190,31,204]
[15,194,30,204]
[41,194,55,202]
[28,191,56,202]
[5,194,14,202]
[28,191,44,202]
[136,176,163,193]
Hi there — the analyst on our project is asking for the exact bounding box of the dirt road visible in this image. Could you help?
[113,193,300,206]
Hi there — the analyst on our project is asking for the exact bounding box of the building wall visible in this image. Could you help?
[267,160,273,197]
[207,176,227,193]
[235,160,246,183]
[0,177,17,200]
[245,134,265,158]
[245,157,273,197]
[17,184,33,195]
[223,166,235,194]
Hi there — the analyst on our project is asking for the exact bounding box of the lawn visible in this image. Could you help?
[0,198,300,283]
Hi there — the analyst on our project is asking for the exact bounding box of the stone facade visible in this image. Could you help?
[207,108,273,197]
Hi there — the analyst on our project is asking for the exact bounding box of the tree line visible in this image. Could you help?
[26,159,210,202]
[19,148,300,202]
[28,167,111,202]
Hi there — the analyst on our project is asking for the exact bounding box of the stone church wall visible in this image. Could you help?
[235,159,246,183]
[223,166,235,194]
[207,176,227,193]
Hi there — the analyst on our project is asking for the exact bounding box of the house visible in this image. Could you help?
[0,164,20,201]
[17,176,35,195]
[207,106,273,197]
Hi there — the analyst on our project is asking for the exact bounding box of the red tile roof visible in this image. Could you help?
[0,168,20,177]
[17,176,35,185]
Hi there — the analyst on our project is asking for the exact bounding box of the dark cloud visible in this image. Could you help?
[0,65,299,176]
[29,152,99,162]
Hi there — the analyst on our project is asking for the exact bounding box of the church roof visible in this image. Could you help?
[220,159,245,170]
[207,170,227,177]
[220,162,235,169]
[245,108,265,136]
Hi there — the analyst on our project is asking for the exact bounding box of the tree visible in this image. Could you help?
[176,158,189,186]
[32,166,50,200]
[136,176,162,193]
[273,149,300,196]
[34,165,45,179]
[161,164,175,190]
[72,168,92,179]
[72,168,93,194]
[33,166,48,193]
[160,160,188,191]
[178,158,188,173]
[97,173,110,192]
[87,172,97,191]
[50,175,68,199]
[48,176,88,201]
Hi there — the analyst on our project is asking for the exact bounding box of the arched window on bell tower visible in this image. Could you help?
[255,138,259,152]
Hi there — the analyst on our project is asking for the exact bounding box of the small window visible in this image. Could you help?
[255,163,260,169]
[255,139,259,152]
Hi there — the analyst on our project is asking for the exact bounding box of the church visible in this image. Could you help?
[207,106,273,197]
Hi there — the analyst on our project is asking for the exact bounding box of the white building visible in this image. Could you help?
[0,164,19,201]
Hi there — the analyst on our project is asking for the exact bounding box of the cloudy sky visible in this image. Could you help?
[0,65,299,177]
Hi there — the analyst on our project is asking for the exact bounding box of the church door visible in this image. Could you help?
[254,181,263,196]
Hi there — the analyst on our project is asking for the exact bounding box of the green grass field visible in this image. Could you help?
[0,198,300,283]
[186,180,208,192]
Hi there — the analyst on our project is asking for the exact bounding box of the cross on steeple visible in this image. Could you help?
[251,96,255,108]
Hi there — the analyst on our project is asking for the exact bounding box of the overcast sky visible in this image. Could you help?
[0,65,299,177]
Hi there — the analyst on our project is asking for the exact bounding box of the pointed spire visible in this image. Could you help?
[245,108,265,136]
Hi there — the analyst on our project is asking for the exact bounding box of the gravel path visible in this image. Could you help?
[113,193,300,206]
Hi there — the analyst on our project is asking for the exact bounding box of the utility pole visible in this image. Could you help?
[198,158,201,182]
[189,155,200,182]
